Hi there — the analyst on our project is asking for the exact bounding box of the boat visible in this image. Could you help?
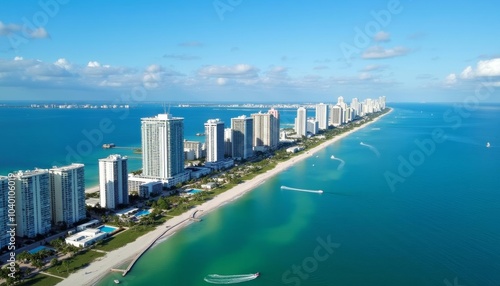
[102,143,115,149]
[486,142,491,148]
[330,155,335,159]
[196,132,205,136]
[255,272,260,277]
[114,280,120,284]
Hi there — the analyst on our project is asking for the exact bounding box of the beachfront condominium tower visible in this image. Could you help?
[268,108,280,149]
[294,107,307,137]
[141,113,185,179]
[231,115,253,160]
[13,169,52,238]
[350,98,360,118]
[0,176,10,248]
[329,105,343,127]
[252,110,279,151]
[49,164,86,226]
[205,119,225,163]
[315,103,329,130]
[224,128,233,157]
[99,154,128,209]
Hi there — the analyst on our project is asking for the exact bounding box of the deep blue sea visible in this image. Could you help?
[1,103,500,285]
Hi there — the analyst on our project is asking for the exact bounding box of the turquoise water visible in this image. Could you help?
[99,225,118,233]
[187,189,203,194]
[96,103,500,286]
[28,246,52,254]
[135,210,151,217]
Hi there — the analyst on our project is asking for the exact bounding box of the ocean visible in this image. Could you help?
[2,103,499,285]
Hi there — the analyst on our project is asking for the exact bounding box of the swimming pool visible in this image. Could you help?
[98,225,118,233]
[187,189,202,194]
[29,246,53,254]
[135,209,151,217]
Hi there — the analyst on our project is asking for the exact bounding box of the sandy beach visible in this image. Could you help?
[58,109,392,286]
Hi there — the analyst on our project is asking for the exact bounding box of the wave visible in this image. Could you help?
[330,155,345,170]
[204,273,258,284]
[360,142,380,157]
[280,186,323,194]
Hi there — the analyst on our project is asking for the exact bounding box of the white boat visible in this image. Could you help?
[114,280,120,284]
[486,142,491,148]
[330,155,335,159]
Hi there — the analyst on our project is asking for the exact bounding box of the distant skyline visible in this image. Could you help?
[1,0,499,102]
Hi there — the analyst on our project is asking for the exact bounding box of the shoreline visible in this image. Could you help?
[59,108,392,286]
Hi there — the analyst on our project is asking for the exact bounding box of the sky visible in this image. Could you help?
[0,0,499,103]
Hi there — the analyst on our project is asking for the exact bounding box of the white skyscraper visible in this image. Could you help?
[231,115,253,160]
[205,119,225,163]
[49,164,86,225]
[350,98,360,118]
[268,108,280,149]
[315,103,329,130]
[252,110,279,151]
[224,128,233,157]
[306,118,319,135]
[0,176,10,248]
[13,169,52,238]
[141,113,185,180]
[295,107,307,137]
[99,154,128,209]
[329,105,343,127]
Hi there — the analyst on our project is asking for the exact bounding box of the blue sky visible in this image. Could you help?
[0,0,499,102]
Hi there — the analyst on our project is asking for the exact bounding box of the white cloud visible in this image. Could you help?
[444,73,457,85]
[87,61,101,68]
[0,21,21,36]
[198,64,259,79]
[361,64,388,72]
[216,78,227,85]
[359,72,372,80]
[374,31,390,42]
[14,56,23,61]
[460,66,474,79]
[29,27,49,39]
[476,58,500,77]
[362,46,410,59]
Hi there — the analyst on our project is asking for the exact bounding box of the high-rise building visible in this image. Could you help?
[205,119,225,162]
[329,105,343,127]
[306,118,319,135]
[252,112,278,151]
[49,164,86,226]
[13,169,52,238]
[99,154,128,209]
[294,107,307,137]
[268,108,280,149]
[0,176,10,248]
[231,115,253,160]
[183,140,203,160]
[315,103,329,130]
[350,98,360,118]
[141,113,185,180]
[224,128,233,157]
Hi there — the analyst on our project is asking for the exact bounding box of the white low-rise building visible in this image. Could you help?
[65,228,108,248]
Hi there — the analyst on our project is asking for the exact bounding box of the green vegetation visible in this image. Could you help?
[95,225,155,252]
[44,250,105,278]
[17,274,63,286]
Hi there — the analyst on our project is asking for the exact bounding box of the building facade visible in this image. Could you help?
[231,115,254,160]
[0,176,10,248]
[294,107,307,137]
[13,169,52,238]
[99,154,128,209]
[204,119,225,162]
[315,103,329,130]
[141,113,185,180]
[49,164,86,226]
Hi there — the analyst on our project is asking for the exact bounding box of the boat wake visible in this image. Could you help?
[281,186,323,194]
[330,155,345,170]
[360,142,380,157]
[204,273,258,284]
